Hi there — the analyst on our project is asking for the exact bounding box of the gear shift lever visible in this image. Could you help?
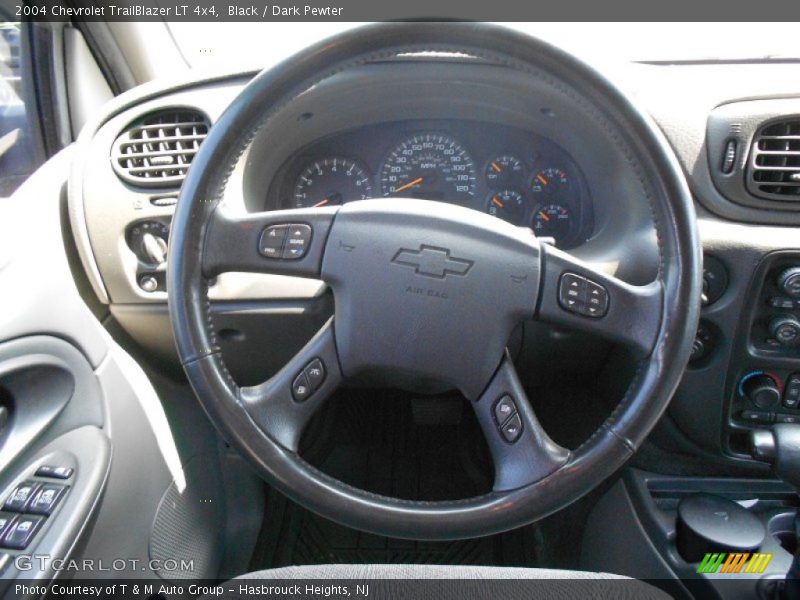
[751,424,800,599]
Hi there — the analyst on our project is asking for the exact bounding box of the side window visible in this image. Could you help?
[0,19,44,198]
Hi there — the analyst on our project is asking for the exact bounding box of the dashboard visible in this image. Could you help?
[66,53,800,478]
[267,119,593,249]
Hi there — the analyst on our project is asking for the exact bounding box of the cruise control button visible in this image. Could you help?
[259,225,288,258]
[292,372,311,402]
[0,513,17,539]
[3,482,40,512]
[304,359,325,392]
[494,395,517,425]
[500,414,523,443]
[282,224,312,259]
[1,515,45,550]
[35,466,73,480]
[28,484,67,516]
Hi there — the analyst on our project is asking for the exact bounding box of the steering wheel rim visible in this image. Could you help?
[168,22,701,540]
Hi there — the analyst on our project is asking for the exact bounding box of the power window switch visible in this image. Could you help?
[0,512,17,539]
[3,482,40,512]
[27,484,67,516]
[1,514,45,550]
[35,466,73,480]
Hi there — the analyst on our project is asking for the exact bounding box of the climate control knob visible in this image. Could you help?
[769,315,800,347]
[742,374,781,409]
[777,267,800,299]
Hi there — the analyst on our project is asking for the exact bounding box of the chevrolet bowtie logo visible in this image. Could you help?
[391,245,473,279]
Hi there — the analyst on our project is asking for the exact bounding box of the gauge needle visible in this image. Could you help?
[491,161,502,173]
[538,210,550,222]
[393,177,424,194]
[491,196,504,208]
[314,198,330,207]
[536,174,549,186]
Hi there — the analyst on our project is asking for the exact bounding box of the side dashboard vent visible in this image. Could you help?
[111,109,210,186]
[748,118,800,200]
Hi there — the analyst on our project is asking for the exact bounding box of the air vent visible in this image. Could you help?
[111,109,210,186]
[748,118,800,200]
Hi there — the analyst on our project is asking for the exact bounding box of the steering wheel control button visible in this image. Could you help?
[558,272,609,318]
[303,359,326,391]
[35,466,73,480]
[281,224,313,259]
[558,273,584,310]
[500,413,523,443]
[27,484,67,516]
[494,395,517,425]
[291,372,311,402]
[3,482,40,512]
[1,514,45,550]
[258,225,289,259]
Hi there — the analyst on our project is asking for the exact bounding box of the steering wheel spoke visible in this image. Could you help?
[536,244,664,358]
[473,354,570,491]
[202,206,338,278]
[239,318,342,452]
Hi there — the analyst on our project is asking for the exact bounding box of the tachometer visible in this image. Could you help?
[292,157,373,208]
[380,134,476,202]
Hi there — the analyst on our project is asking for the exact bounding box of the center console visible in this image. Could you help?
[725,252,800,457]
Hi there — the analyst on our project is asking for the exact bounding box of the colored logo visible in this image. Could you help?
[696,552,773,574]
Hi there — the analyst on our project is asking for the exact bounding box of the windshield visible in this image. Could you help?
[166,22,800,75]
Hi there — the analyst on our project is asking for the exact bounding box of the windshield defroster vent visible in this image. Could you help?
[748,119,800,201]
[111,109,210,187]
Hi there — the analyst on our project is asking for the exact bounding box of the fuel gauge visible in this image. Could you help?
[486,190,527,225]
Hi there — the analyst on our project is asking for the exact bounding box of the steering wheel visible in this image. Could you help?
[168,22,700,540]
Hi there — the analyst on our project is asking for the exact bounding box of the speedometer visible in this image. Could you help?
[380,134,476,203]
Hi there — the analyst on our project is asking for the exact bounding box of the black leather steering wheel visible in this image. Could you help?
[168,22,701,540]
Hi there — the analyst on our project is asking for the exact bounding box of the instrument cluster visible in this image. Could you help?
[270,119,593,249]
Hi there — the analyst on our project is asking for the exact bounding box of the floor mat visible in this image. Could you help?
[249,390,546,569]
